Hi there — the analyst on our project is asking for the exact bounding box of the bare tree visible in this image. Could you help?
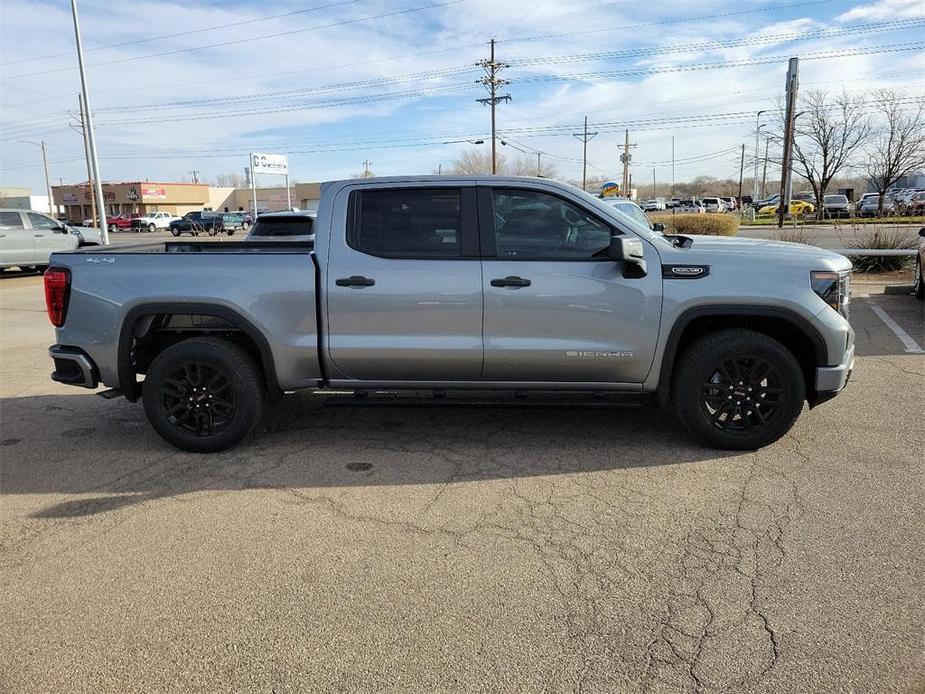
[864,89,925,213]
[789,89,870,215]
[214,172,245,187]
[448,148,556,177]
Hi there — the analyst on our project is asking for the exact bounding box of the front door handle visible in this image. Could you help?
[335,275,376,287]
[490,275,531,288]
[34,233,44,238]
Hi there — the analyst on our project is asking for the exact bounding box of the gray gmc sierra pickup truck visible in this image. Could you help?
[45,176,854,452]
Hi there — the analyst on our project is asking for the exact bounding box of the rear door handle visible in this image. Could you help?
[335,275,376,287]
[490,275,531,288]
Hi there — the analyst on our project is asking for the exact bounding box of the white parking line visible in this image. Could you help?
[867,303,925,354]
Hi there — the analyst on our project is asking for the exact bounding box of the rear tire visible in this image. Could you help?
[142,337,265,453]
[171,229,180,237]
[672,329,805,450]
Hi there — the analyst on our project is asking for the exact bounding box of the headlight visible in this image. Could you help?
[811,270,850,318]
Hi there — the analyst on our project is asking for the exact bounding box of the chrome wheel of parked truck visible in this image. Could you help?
[43,176,855,452]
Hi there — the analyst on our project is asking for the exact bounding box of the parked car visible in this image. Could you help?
[857,194,895,217]
[44,175,854,453]
[245,211,316,242]
[721,197,737,212]
[914,227,925,300]
[642,199,666,212]
[675,199,706,213]
[82,214,134,230]
[758,200,815,216]
[822,194,850,219]
[606,199,667,234]
[702,197,724,213]
[753,194,780,210]
[903,191,925,216]
[0,208,79,270]
[667,197,682,209]
[131,211,182,232]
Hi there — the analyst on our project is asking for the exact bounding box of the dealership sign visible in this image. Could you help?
[250,152,288,175]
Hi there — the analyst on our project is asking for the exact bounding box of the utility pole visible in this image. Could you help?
[188,170,200,183]
[671,136,675,198]
[652,167,656,199]
[620,129,637,196]
[777,57,800,229]
[738,143,745,203]
[362,159,372,178]
[753,109,766,203]
[761,137,769,198]
[536,152,541,176]
[78,93,96,227]
[572,116,597,190]
[71,0,108,244]
[476,39,511,175]
[572,116,598,191]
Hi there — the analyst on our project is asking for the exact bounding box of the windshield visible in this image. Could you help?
[824,195,847,203]
[249,216,314,236]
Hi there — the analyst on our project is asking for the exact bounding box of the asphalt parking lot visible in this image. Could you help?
[1,273,923,693]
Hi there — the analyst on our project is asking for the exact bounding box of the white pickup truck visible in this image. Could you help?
[131,211,181,232]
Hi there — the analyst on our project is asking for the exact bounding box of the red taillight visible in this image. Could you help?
[44,268,70,327]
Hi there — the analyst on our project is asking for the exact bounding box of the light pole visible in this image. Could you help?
[70,0,109,245]
[753,109,767,205]
[19,140,54,216]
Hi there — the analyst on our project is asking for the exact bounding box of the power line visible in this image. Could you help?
[0,0,362,67]
[0,0,468,81]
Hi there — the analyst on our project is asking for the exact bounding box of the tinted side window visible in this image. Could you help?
[492,189,611,259]
[351,188,461,258]
[250,217,314,237]
[0,211,23,228]
[27,212,58,230]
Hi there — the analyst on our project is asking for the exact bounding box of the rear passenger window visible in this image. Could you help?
[0,211,23,228]
[350,188,461,258]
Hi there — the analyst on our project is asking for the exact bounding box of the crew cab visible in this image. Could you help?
[44,176,855,453]
[168,211,249,237]
[131,211,181,232]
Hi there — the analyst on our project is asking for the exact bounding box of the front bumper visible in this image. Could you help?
[49,345,99,389]
[811,342,854,407]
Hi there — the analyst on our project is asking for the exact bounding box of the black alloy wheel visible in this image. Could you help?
[143,337,265,452]
[673,329,805,450]
[699,357,783,434]
[159,361,236,437]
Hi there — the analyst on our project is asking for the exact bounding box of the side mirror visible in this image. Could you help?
[918,227,925,238]
[651,222,665,232]
[609,235,644,261]
[54,224,68,233]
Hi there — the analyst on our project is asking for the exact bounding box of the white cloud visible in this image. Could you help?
[837,0,925,21]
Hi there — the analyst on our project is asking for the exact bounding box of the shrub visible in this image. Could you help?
[777,228,812,245]
[847,229,917,272]
[650,213,739,236]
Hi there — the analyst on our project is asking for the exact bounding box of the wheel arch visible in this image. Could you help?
[118,302,280,402]
[656,305,828,407]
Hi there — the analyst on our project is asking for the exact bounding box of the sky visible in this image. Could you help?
[0,0,923,192]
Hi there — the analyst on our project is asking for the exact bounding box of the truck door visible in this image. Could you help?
[0,211,34,266]
[325,184,483,382]
[27,212,74,264]
[478,186,662,384]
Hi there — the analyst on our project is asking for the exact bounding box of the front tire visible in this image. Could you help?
[672,329,805,450]
[147,223,156,232]
[142,337,265,453]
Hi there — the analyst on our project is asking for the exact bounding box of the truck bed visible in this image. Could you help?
[49,242,321,391]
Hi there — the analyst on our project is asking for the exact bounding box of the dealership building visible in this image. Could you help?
[52,181,321,223]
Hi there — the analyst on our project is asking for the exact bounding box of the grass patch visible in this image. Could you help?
[651,213,739,236]
[846,229,917,272]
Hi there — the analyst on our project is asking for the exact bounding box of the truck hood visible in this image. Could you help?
[673,234,851,268]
